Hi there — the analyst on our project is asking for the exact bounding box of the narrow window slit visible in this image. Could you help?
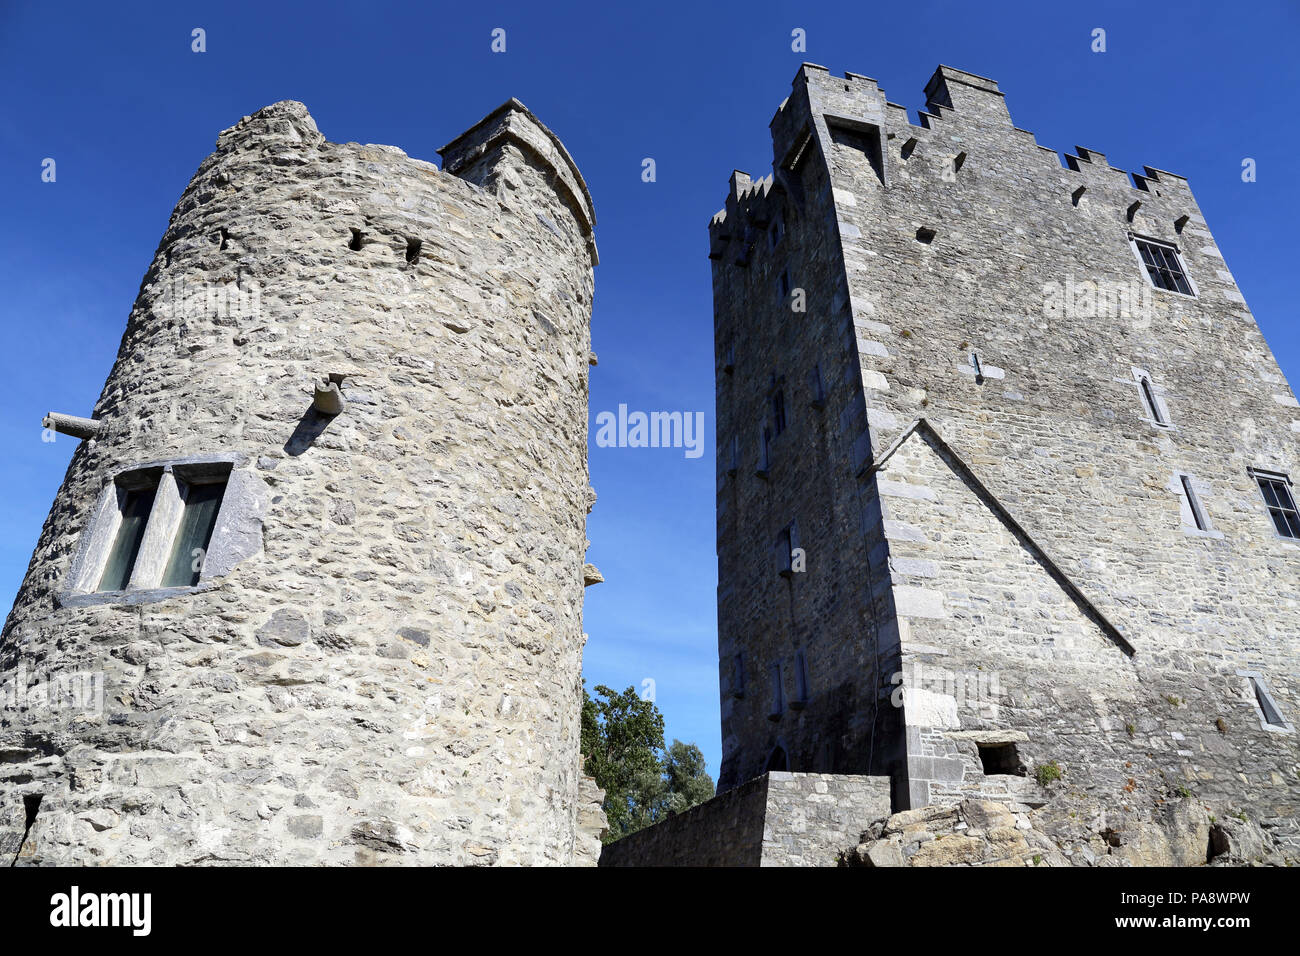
[348,228,364,251]
[1180,475,1209,531]
[792,649,809,709]
[768,664,784,721]
[771,390,786,436]
[405,237,421,264]
[1141,376,1167,425]
[1250,677,1287,728]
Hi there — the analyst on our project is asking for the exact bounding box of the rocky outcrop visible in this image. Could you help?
[843,793,1294,867]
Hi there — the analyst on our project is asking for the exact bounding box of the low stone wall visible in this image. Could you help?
[599,772,891,867]
[599,774,770,866]
[760,772,892,865]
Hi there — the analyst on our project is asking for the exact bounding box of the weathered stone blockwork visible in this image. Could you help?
[599,771,890,866]
[708,63,1300,861]
[1,99,605,865]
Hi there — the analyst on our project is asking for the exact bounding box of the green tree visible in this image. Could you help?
[581,684,716,843]
[660,739,714,816]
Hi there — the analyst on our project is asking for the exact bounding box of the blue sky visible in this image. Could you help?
[2,1,1298,780]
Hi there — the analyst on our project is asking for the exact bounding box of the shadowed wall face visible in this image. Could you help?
[0,99,604,865]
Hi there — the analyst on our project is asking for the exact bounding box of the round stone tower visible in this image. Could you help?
[0,100,605,865]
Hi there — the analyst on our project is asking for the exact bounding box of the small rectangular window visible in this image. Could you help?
[732,653,745,699]
[778,268,791,300]
[161,479,227,587]
[97,485,158,592]
[772,390,787,436]
[757,424,772,477]
[768,215,784,250]
[1253,470,1300,539]
[1134,238,1193,295]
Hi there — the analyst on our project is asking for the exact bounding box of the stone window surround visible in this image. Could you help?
[1127,232,1199,298]
[1236,670,1294,734]
[1170,470,1216,538]
[59,453,266,608]
[1131,366,1173,429]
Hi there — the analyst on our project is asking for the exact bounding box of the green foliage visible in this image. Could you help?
[581,683,715,843]
[1035,760,1063,787]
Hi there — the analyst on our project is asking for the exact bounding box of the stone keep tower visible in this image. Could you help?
[711,64,1299,839]
[1,100,606,865]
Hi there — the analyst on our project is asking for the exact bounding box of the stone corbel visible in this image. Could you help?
[313,373,347,415]
[43,412,101,441]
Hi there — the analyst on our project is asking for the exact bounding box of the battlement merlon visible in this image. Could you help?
[923,65,1008,122]
[440,98,599,265]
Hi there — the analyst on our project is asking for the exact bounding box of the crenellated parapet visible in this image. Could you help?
[713,62,1200,259]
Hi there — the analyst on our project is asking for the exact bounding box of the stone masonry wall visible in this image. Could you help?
[711,63,1299,858]
[0,99,602,865]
